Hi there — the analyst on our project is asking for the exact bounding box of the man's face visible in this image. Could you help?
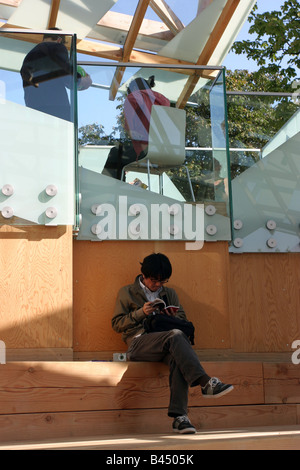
[142,276,169,292]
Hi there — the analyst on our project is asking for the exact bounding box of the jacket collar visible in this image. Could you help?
[133,274,167,298]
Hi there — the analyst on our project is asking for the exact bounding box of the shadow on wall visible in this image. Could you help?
[73,240,231,353]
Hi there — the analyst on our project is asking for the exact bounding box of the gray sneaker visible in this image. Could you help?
[172,415,196,434]
[202,377,234,398]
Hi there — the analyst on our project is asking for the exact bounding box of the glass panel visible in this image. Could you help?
[228,92,300,252]
[0,30,77,226]
[77,63,231,242]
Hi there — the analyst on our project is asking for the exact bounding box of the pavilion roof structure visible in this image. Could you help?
[0,0,256,107]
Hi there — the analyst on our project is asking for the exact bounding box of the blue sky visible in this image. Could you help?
[110,0,287,71]
[223,0,287,71]
[77,1,290,128]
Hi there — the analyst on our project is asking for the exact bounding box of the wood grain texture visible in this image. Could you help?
[229,253,300,352]
[73,240,231,352]
[0,361,262,414]
[263,363,300,404]
[0,360,298,444]
[0,225,73,348]
[0,407,298,446]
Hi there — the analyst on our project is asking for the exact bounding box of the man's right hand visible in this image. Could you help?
[143,301,156,316]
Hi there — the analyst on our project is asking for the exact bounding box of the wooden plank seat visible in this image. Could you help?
[0,360,299,444]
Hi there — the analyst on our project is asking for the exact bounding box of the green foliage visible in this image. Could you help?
[226,69,298,146]
[225,68,298,176]
[232,0,300,86]
[78,95,125,146]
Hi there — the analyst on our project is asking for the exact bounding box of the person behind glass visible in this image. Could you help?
[112,253,234,434]
[20,27,91,121]
[124,76,170,160]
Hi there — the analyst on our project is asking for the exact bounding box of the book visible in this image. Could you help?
[151,298,179,314]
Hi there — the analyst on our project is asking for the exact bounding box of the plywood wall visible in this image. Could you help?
[73,240,300,355]
[229,252,300,352]
[0,225,73,353]
[1,226,299,359]
[73,240,232,353]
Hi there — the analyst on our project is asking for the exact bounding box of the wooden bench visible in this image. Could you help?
[0,360,299,443]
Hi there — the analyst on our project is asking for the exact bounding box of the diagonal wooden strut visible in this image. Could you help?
[109,0,151,101]
[176,0,240,108]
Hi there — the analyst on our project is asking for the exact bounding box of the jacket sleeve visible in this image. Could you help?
[112,286,146,334]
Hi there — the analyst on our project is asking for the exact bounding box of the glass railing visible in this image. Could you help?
[76,63,232,242]
[227,92,300,252]
[0,30,78,227]
[2,31,298,251]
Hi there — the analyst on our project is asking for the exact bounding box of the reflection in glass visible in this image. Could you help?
[78,65,230,206]
[228,92,300,253]
[226,91,299,179]
[20,30,75,121]
[0,30,80,226]
[76,63,232,241]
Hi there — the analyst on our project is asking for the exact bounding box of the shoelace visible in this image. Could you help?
[209,377,220,388]
[175,415,190,425]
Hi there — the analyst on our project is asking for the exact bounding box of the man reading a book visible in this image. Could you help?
[112,252,233,434]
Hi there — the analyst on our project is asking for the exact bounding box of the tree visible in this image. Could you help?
[225,68,298,146]
[224,68,298,176]
[232,0,300,89]
[225,1,300,176]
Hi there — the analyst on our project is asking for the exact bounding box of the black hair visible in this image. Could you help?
[43,27,65,43]
[140,253,172,280]
[127,75,155,94]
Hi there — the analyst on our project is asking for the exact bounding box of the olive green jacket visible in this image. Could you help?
[112,275,187,344]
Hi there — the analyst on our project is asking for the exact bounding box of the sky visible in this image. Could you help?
[77,0,292,128]
[223,0,287,72]
[109,0,287,72]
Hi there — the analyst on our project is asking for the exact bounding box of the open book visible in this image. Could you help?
[151,298,179,314]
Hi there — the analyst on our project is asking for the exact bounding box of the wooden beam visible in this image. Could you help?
[0,0,21,6]
[123,0,151,60]
[176,0,240,108]
[109,0,151,101]
[0,21,217,83]
[149,0,184,35]
[76,38,219,70]
[0,2,175,46]
[47,0,60,29]
[196,0,240,66]
[98,10,174,40]
[0,24,43,42]
[0,24,193,67]
[109,65,126,100]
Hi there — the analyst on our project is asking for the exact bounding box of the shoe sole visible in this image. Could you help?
[202,384,234,399]
[173,428,196,434]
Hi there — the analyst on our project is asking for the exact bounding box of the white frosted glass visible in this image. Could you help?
[7,0,117,39]
[158,0,227,63]
[0,37,33,73]
[0,100,75,225]
[231,118,300,253]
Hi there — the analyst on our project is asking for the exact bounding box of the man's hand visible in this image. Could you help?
[163,307,177,316]
[142,301,156,316]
